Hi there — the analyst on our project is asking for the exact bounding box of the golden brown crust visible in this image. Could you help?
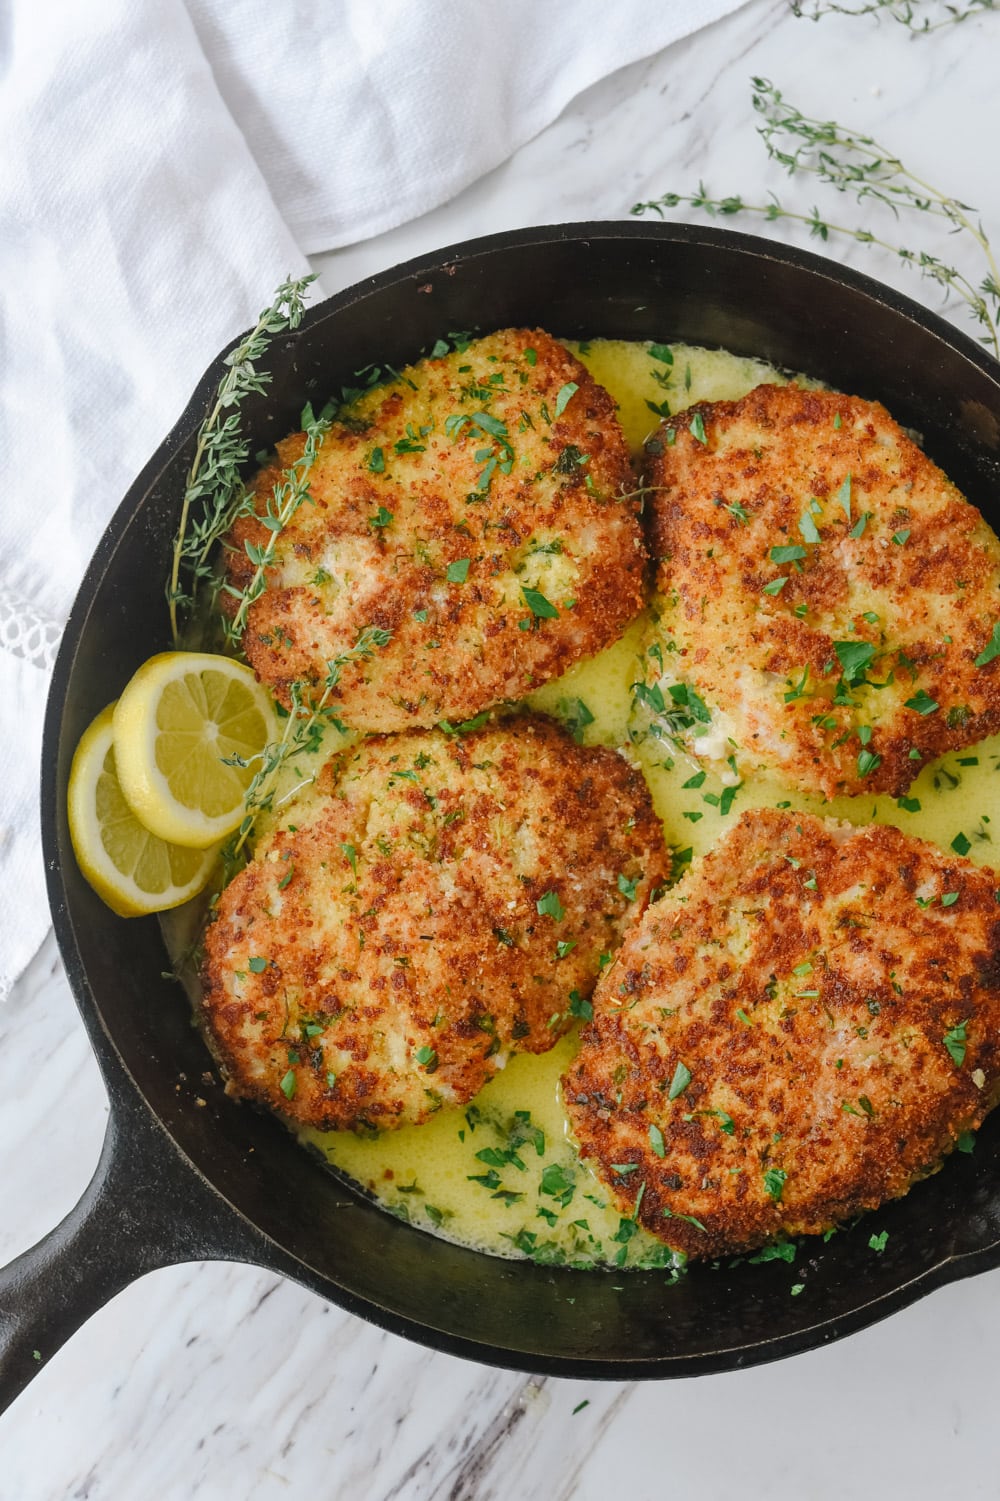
[644,383,1000,798]
[224,329,645,730]
[201,714,667,1131]
[564,807,1000,1259]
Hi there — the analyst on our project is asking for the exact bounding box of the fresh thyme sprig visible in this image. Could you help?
[221,625,392,874]
[632,78,1000,358]
[222,406,333,645]
[791,0,996,28]
[167,274,315,645]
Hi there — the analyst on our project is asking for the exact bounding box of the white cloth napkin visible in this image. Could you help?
[0,0,745,999]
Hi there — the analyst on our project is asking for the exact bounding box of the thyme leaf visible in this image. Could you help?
[791,0,996,30]
[632,78,1000,358]
[220,625,390,876]
[167,275,315,644]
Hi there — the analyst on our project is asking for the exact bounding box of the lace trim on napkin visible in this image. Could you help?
[0,584,62,672]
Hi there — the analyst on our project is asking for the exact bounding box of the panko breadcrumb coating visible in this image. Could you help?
[564,808,1000,1260]
[643,383,1000,798]
[224,329,644,731]
[201,715,666,1132]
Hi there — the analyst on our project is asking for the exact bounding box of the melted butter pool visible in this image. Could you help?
[180,340,1000,1270]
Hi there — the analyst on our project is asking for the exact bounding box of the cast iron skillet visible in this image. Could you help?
[5,222,1000,1411]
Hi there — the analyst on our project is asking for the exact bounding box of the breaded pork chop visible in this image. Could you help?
[564,808,1000,1260]
[643,383,1000,798]
[224,329,644,731]
[202,715,666,1132]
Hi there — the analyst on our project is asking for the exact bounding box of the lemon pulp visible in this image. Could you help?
[113,652,276,848]
[69,704,217,917]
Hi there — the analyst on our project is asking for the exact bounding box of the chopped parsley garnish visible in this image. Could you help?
[763,1168,787,1202]
[836,472,852,519]
[685,1106,735,1135]
[554,443,588,475]
[279,1069,296,1100]
[661,1207,707,1231]
[522,586,559,619]
[784,667,810,703]
[834,640,876,682]
[369,505,393,528]
[763,576,789,595]
[509,1112,545,1157]
[555,939,576,959]
[438,711,490,735]
[648,1122,666,1158]
[536,890,565,921]
[975,622,1000,667]
[617,873,638,901]
[799,510,821,544]
[868,1230,888,1253]
[849,511,871,539]
[554,381,579,417]
[649,343,674,364]
[941,891,960,908]
[770,544,807,565]
[568,989,593,1021]
[690,412,707,445]
[446,557,470,583]
[540,1163,576,1206]
[857,749,882,778]
[748,1240,796,1264]
[367,447,385,473]
[415,1045,439,1071]
[892,529,910,545]
[667,681,711,723]
[341,842,358,875]
[952,832,972,856]
[248,956,267,974]
[668,1061,692,1100]
[468,1169,502,1190]
[905,689,938,715]
[943,1019,968,1066]
[470,409,507,439]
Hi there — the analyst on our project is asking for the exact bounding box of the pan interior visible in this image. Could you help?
[47,225,1000,1375]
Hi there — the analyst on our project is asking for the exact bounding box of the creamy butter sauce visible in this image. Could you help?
[165,339,1000,1270]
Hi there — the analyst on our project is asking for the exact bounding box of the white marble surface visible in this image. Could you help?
[6,2,1000,1496]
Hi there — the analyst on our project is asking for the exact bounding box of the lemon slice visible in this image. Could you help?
[112,652,277,848]
[68,704,218,916]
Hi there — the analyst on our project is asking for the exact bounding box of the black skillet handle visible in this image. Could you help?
[0,1073,277,1415]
